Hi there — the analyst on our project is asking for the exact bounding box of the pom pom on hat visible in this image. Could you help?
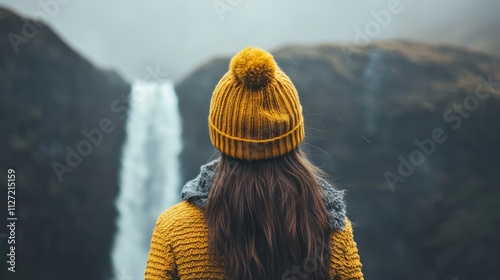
[230,46,277,90]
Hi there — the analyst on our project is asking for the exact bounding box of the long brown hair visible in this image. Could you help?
[205,148,332,279]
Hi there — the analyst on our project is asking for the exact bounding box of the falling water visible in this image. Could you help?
[361,50,386,135]
[111,81,182,280]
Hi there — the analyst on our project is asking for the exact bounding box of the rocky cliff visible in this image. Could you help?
[0,8,130,280]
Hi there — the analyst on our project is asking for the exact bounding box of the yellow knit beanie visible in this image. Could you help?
[208,46,304,160]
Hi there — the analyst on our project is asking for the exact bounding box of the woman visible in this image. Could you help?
[145,46,364,279]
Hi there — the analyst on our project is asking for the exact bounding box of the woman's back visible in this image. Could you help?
[145,47,363,279]
[146,200,362,279]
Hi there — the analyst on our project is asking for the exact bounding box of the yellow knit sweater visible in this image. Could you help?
[145,201,363,280]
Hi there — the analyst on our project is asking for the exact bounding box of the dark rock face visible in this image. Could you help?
[0,8,130,280]
[176,42,500,279]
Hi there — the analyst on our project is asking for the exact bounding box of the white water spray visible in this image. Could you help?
[111,81,182,280]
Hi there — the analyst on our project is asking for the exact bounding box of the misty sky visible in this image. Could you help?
[2,0,499,82]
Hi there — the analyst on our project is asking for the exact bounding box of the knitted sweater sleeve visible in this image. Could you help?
[145,214,178,280]
[331,218,364,279]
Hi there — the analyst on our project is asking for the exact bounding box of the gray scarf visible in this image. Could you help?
[181,159,347,231]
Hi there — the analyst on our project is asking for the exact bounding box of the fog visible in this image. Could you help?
[2,0,499,81]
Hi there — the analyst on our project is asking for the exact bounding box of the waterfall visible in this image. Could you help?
[361,50,385,135]
[111,80,182,280]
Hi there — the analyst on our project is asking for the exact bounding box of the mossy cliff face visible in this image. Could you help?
[0,8,130,280]
[176,42,500,279]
